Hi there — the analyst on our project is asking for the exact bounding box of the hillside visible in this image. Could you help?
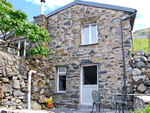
[133,27,150,37]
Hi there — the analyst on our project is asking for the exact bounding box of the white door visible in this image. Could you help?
[81,65,98,105]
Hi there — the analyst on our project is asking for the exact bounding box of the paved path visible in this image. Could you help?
[47,108,130,113]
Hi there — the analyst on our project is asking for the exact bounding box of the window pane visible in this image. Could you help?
[59,76,66,91]
[20,41,24,56]
[82,25,89,45]
[83,65,97,85]
[59,68,66,73]
[91,25,97,43]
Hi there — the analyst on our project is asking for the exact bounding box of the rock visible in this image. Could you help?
[135,61,145,68]
[145,88,150,94]
[15,99,21,103]
[2,84,12,92]
[133,76,143,85]
[145,53,150,57]
[144,80,150,86]
[20,80,25,87]
[141,68,146,73]
[32,93,39,100]
[148,57,150,62]
[133,55,141,62]
[13,90,22,97]
[45,89,51,97]
[38,95,46,103]
[70,94,79,98]
[2,78,9,83]
[37,73,45,77]
[135,49,145,56]
[132,68,141,76]
[80,59,93,64]
[10,79,20,89]
[31,101,42,110]
[141,56,148,62]
[37,81,44,89]
[0,59,6,67]
[40,89,45,94]
[67,47,74,50]
[31,86,41,93]
[137,84,147,93]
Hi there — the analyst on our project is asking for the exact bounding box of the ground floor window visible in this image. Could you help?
[7,40,29,57]
[57,67,66,92]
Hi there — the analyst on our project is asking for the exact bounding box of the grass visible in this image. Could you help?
[132,38,150,53]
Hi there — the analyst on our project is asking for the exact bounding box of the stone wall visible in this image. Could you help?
[0,51,52,110]
[130,49,150,94]
[34,4,133,108]
[129,49,150,109]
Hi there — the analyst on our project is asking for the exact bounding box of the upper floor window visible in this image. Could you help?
[82,24,98,45]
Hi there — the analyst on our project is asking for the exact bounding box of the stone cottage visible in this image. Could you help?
[4,0,137,109]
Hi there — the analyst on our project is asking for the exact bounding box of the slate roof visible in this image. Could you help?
[46,0,136,18]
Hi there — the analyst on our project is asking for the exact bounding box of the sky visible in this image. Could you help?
[6,0,149,32]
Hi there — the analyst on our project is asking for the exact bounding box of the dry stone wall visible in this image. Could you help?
[129,49,150,109]
[0,51,51,110]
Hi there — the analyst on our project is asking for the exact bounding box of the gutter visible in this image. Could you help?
[121,11,137,101]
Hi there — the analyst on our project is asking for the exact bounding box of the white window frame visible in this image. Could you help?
[7,40,29,57]
[81,24,98,45]
[57,67,67,93]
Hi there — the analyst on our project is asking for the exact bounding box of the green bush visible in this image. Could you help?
[130,105,150,113]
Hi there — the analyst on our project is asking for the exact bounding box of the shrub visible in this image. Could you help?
[130,105,150,113]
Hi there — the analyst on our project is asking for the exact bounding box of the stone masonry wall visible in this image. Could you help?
[41,4,133,108]
[129,49,150,109]
[0,51,52,110]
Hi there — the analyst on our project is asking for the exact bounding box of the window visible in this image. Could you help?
[83,65,97,85]
[7,40,29,57]
[82,24,98,45]
[57,67,66,92]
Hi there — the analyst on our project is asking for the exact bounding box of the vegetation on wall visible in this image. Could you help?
[130,105,150,113]
[0,0,50,57]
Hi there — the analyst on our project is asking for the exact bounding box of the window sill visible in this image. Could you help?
[55,92,66,94]
[79,43,99,47]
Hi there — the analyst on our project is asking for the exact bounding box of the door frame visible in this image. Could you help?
[80,64,98,105]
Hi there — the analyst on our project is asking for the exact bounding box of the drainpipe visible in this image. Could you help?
[28,70,37,110]
[121,11,137,101]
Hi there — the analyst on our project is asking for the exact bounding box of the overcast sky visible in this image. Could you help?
[7,0,149,32]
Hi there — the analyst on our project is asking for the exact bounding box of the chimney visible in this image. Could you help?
[40,0,46,15]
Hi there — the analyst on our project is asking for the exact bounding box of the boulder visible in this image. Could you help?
[137,84,147,93]
[135,49,145,56]
[133,76,143,85]
[132,68,141,76]
[31,101,42,110]
[135,61,145,68]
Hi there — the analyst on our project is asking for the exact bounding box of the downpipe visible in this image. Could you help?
[121,11,137,101]
[28,70,37,110]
